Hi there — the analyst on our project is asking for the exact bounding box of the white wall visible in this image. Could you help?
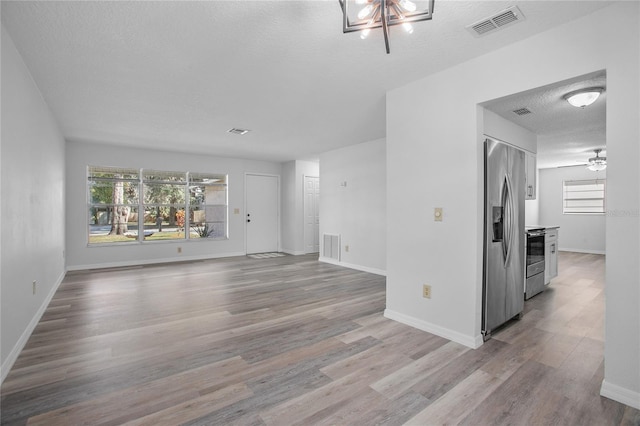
[281,160,319,255]
[386,2,639,407]
[525,168,540,228]
[65,141,282,270]
[483,109,537,153]
[1,26,66,381]
[603,2,640,408]
[319,138,386,275]
[281,161,297,253]
[539,166,606,254]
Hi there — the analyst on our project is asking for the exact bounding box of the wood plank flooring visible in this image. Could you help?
[1,252,639,425]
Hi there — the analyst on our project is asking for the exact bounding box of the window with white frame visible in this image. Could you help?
[563,179,606,214]
[141,169,187,241]
[88,167,140,244]
[189,173,228,239]
[88,166,228,244]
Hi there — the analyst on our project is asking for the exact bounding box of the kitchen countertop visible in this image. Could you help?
[526,225,559,230]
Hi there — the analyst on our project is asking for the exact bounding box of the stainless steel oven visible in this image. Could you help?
[525,228,545,299]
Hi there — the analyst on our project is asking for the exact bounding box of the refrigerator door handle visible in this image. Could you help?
[500,178,508,261]
[504,174,514,267]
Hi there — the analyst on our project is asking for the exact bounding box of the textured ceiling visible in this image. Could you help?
[484,71,606,169]
[1,1,611,162]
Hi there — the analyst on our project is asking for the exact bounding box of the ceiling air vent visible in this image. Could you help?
[227,128,250,135]
[512,107,532,116]
[466,6,525,37]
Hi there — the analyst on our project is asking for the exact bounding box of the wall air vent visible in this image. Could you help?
[323,234,341,261]
[466,6,525,37]
[227,128,250,135]
[512,107,532,116]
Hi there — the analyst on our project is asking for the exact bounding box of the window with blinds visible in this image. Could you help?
[563,179,606,214]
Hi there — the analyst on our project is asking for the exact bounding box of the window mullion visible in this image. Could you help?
[138,170,143,242]
[185,172,190,240]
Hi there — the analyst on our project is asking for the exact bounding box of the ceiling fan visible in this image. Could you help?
[556,148,607,170]
[575,148,607,171]
[586,149,606,171]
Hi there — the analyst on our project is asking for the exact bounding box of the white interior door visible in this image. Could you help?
[304,176,320,253]
[246,174,279,254]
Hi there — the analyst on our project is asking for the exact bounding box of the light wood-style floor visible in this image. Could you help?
[1,252,639,425]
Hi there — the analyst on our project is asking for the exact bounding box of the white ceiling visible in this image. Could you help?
[1,1,612,163]
[483,70,606,169]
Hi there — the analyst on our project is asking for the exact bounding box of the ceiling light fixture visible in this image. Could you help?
[339,0,435,54]
[564,87,604,108]
[587,149,607,171]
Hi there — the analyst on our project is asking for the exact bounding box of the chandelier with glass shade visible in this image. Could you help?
[339,0,435,53]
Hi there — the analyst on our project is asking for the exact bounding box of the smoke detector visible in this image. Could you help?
[466,6,525,37]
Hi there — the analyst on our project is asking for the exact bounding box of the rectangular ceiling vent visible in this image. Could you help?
[512,107,532,116]
[466,6,525,37]
[227,128,250,135]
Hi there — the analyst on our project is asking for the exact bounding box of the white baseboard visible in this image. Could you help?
[318,256,386,276]
[282,249,307,256]
[601,380,640,409]
[66,251,247,271]
[1,270,66,384]
[384,309,483,349]
[558,248,606,255]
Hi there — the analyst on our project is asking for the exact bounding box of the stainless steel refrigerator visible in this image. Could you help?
[482,138,525,340]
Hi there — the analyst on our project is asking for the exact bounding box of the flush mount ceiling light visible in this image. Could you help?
[339,0,435,54]
[564,87,604,108]
[587,149,607,171]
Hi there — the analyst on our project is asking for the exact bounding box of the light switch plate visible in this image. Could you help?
[434,207,443,222]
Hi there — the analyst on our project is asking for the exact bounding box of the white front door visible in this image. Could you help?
[304,176,320,253]
[246,174,279,254]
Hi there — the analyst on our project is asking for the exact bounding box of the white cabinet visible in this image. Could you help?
[544,228,559,284]
[525,152,536,200]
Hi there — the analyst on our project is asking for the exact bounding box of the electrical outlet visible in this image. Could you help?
[434,208,443,222]
[345,245,349,252]
[423,284,431,299]
[177,247,182,254]
[33,280,37,295]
